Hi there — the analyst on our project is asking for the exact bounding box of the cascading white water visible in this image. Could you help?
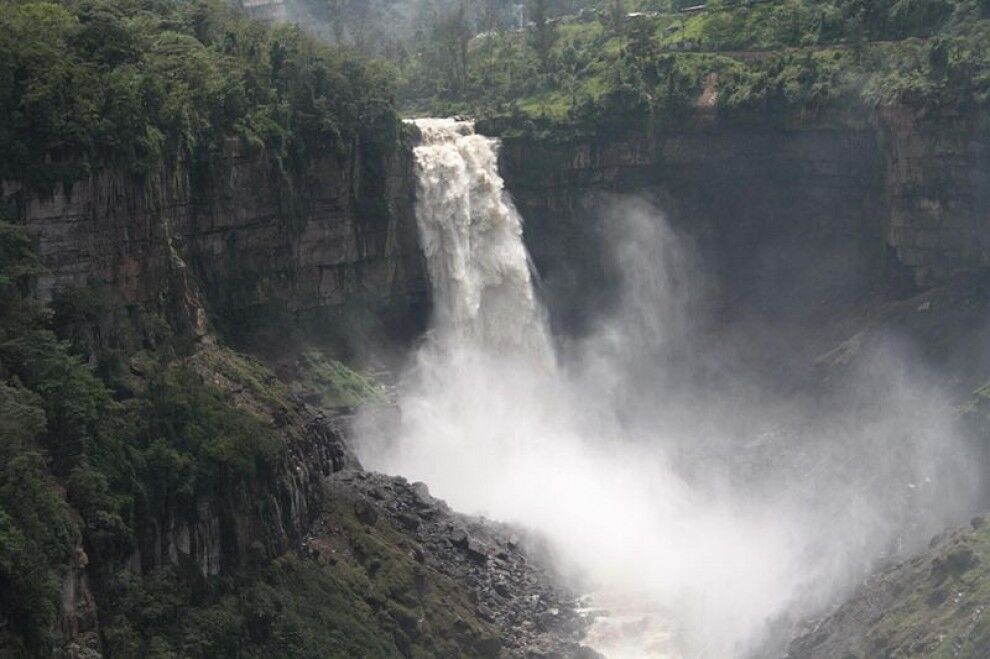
[360,119,980,658]
[408,118,552,363]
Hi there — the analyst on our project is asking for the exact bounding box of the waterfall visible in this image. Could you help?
[408,118,553,363]
[360,119,980,659]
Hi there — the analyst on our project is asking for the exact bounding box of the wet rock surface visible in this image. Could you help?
[306,469,599,658]
[787,517,990,659]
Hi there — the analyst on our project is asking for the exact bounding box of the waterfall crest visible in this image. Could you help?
[408,118,552,363]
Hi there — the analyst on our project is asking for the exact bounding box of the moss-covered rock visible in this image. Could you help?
[788,518,990,658]
[291,351,389,409]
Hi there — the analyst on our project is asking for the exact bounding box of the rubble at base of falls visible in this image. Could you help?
[304,469,603,658]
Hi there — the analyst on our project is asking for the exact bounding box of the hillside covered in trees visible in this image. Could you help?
[371,0,990,130]
[0,0,395,188]
[0,1,416,655]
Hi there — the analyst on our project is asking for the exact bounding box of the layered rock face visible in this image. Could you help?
[1,128,427,350]
[7,107,984,353]
[130,409,356,579]
[880,106,990,286]
[488,107,990,337]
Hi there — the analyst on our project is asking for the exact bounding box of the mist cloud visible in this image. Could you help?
[358,146,980,657]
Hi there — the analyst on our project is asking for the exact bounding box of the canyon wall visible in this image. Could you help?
[485,107,990,338]
[4,103,987,655]
[6,107,985,354]
[880,105,990,286]
[1,123,428,351]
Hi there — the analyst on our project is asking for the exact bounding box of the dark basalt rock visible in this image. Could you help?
[318,470,597,657]
[492,106,990,343]
[355,499,379,526]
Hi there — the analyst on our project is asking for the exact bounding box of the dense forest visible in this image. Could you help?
[0,0,396,188]
[4,0,989,186]
[379,0,990,128]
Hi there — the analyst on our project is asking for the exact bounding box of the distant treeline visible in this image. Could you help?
[391,0,990,126]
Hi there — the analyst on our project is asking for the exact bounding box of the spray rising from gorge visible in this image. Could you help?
[359,118,981,657]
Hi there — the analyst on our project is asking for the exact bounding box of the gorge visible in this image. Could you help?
[3,1,990,657]
[363,117,985,657]
[5,100,990,659]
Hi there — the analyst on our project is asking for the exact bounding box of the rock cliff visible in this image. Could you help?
[0,122,437,656]
[484,106,990,338]
[1,123,428,353]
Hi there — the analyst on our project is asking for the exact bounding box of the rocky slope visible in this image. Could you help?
[787,517,990,658]
[313,471,593,657]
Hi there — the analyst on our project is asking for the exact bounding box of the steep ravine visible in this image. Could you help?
[478,106,990,657]
[5,103,990,656]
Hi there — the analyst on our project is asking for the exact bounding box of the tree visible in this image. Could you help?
[528,0,558,74]
[324,0,348,44]
[480,0,505,92]
[433,5,472,95]
[626,15,655,64]
[482,0,504,34]
[609,0,626,37]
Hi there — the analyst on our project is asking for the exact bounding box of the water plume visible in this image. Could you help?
[359,119,980,657]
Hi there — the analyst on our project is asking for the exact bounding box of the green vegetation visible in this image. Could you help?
[799,517,990,657]
[0,0,396,189]
[96,485,498,658]
[0,382,78,654]
[394,0,990,130]
[100,558,404,658]
[0,220,299,653]
[7,0,981,177]
[295,351,388,408]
